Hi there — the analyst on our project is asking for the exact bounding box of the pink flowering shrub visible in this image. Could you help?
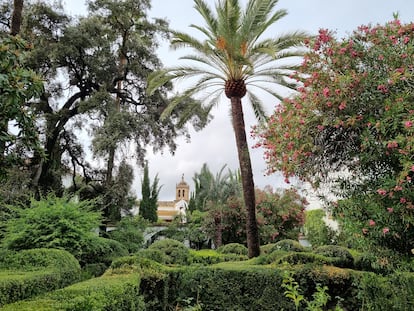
[254,18,414,254]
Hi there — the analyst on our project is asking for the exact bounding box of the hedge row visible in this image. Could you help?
[136,260,414,310]
[0,249,81,307]
[1,268,144,310]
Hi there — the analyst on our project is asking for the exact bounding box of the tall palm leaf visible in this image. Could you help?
[148,0,307,257]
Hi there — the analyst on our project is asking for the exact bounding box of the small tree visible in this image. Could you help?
[139,162,160,222]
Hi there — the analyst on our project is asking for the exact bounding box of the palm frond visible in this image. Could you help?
[247,91,268,123]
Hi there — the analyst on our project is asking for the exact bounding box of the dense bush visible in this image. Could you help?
[0,249,81,307]
[217,243,248,256]
[273,239,306,252]
[2,196,102,261]
[77,237,128,268]
[260,243,276,255]
[314,245,354,268]
[107,216,147,253]
[1,269,144,310]
[148,238,190,265]
[0,248,80,271]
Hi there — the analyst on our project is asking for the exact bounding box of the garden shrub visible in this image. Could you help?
[314,245,354,268]
[0,249,81,307]
[189,249,247,265]
[260,243,276,255]
[272,252,337,266]
[148,238,190,265]
[77,237,128,268]
[189,249,223,265]
[216,243,248,256]
[356,271,414,310]
[1,195,111,267]
[166,266,294,311]
[107,216,147,253]
[273,239,306,252]
[1,269,144,311]
[136,248,168,264]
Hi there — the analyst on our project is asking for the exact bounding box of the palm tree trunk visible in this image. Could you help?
[230,96,260,258]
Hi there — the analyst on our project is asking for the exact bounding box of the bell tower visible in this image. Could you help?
[176,174,189,202]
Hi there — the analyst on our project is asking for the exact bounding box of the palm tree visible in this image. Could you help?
[148,0,307,257]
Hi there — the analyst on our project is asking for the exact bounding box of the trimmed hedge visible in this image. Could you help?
[216,243,248,256]
[0,249,81,307]
[1,270,144,311]
[313,245,354,268]
[147,238,190,265]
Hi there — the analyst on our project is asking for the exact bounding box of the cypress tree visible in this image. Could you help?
[139,162,159,222]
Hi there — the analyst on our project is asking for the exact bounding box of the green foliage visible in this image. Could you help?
[76,237,128,268]
[313,245,354,268]
[0,35,44,180]
[260,243,276,254]
[273,239,306,252]
[107,215,147,253]
[148,238,190,265]
[1,270,144,311]
[2,195,102,259]
[186,210,209,249]
[139,161,159,222]
[256,187,306,244]
[282,273,344,311]
[217,243,248,256]
[0,248,80,272]
[0,249,81,307]
[304,209,336,247]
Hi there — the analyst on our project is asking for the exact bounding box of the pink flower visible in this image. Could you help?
[383,227,390,234]
[387,207,394,213]
[323,87,330,98]
[377,189,387,196]
[404,36,410,44]
[377,84,388,93]
[317,125,325,131]
[400,198,407,204]
[387,141,398,149]
[411,165,414,172]
[338,102,347,110]
[369,219,376,226]
[404,121,413,128]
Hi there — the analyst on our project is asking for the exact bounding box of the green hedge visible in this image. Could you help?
[1,268,144,310]
[0,249,81,307]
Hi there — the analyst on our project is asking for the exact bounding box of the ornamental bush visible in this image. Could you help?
[148,238,190,265]
[2,195,102,260]
[217,243,248,256]
[314,245,354,268]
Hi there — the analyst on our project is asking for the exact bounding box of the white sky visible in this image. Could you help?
[63,0,414,202]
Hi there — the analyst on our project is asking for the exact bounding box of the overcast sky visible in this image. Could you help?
[63,0,414,203]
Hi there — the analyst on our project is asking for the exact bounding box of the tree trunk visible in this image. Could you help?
[11,0,23,36]
[230,96,260,258]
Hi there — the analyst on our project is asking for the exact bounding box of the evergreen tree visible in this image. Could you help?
[139,162,159,222]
